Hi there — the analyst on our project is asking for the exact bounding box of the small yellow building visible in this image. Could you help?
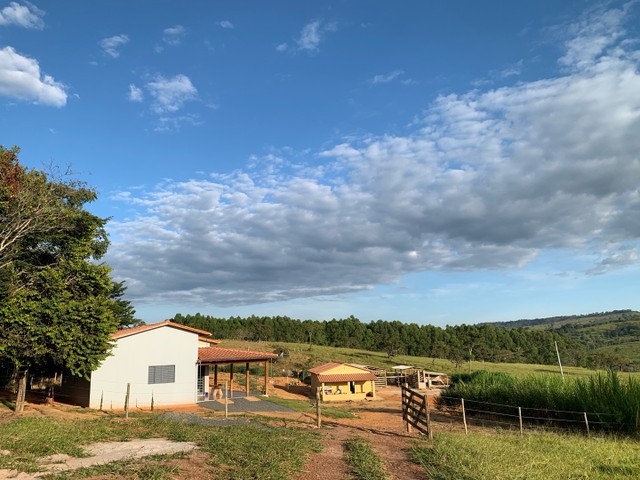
[309,362,376,402]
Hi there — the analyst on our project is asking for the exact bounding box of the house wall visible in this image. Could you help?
[315,380,375,402]
[88,327,199,409]
[310,364,376,402]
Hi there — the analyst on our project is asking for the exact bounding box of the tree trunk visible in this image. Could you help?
[15,368,28,414]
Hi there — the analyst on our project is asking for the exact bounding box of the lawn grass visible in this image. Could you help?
[260,395,357,419]
[344,437,389,480]
[411,431,640,480]
[0,413,321,478]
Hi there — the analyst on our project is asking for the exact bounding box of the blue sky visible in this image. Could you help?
[2,1,640,326]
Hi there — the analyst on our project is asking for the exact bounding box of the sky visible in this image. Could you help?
[2,1,640,327]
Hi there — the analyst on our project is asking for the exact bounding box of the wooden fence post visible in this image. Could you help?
[518,407,523,435]
[583,412,590,436]
[461,398,468,435]
[224,381,228,419]
[425,394,433,441]
[124,383,130,419]
[316,387,322,428]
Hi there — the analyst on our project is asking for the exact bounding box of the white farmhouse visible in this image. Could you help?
[60,320,213,409]
[59,320,278,410]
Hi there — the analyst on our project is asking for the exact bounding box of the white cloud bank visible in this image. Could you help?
[109,3,640,306]
[0,46,66,106]
[0,1,44,29]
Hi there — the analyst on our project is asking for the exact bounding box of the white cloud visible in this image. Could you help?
[162,24,186,46]
[109,4,640,306]
[0,46,66,106]
[0,1,44,29]
[146,74,197,114]
[100,34,129,58]
[217,20,234,29]
[370,69,404,84]
[276,42,288,52]
[128,83,143,102]
[287,19,337,52]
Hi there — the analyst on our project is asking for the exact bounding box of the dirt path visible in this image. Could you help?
[291,390,429,480]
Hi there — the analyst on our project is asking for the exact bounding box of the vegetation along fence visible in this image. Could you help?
[436,397,622,435]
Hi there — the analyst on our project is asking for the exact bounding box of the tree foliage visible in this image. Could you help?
[0,146,137,409]
[172,312,587,367]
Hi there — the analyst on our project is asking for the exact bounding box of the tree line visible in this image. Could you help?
[172,313,587,367]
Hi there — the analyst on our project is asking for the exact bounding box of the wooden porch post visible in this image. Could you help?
[214,364,218,386]
[230,364,234,398]
[264,360,269,396]
[245,362,250,396]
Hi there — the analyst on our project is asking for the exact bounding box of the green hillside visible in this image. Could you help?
[488,310,640,370]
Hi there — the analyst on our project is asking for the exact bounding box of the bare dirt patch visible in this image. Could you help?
[0,439,198,479]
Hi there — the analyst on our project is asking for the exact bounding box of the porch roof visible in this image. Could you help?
[198,347,278,364]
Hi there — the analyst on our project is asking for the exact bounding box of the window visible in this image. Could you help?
[148,365,175,384]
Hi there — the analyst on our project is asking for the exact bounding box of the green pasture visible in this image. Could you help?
[412,431,640,480]
[221,339,607,378]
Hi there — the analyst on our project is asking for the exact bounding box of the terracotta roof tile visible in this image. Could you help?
[308,362,344,374]
[198,347,278,363]
[315,373,376,382]
[112,320,212,339]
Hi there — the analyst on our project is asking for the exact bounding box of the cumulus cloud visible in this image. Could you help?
[0,46,66,106]
[146,74,197,114]
[100,34,129,58]
[162,24,186,46]
[109,3,640,306]
[370,69,405,84]
[217,20,234,29]
[280,19,337,53]
[0,1,44,29]
[128,83,143,102]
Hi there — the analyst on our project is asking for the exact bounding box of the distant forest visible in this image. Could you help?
[172,313,587,367]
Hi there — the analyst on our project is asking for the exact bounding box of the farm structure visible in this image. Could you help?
[309,362,376,402]
[59,320,277,410]
[383,365,450,389]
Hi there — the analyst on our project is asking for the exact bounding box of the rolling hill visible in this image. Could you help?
[487,310,640,370]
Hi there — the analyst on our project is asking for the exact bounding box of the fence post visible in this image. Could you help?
[224,381,228,419]
[124,383,130,419]
[518,407,523,435]
[425,394,433,441]
[99,391,103,411]
[461,398,468,435]
[316,387,322,428]
[404,384,413,433]
[583,412,590,436]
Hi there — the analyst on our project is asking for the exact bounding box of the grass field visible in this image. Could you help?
[0,414,321,479]
[221,339,604,378]
[411,431,640,480]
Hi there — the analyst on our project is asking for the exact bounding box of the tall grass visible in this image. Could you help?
[411,431,640,480]
[441,370,640,432]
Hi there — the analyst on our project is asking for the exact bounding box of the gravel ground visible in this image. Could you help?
[198,396,294,413]
[159,411,260,425]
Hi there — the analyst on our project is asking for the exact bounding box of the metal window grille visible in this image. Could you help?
[148,365,176,384]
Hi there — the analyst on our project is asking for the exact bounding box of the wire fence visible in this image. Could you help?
[435,396,623,435]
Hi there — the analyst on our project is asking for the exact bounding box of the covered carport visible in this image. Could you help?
[198,347,278,399]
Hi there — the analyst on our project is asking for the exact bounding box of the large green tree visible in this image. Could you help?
[0,146,136,412]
